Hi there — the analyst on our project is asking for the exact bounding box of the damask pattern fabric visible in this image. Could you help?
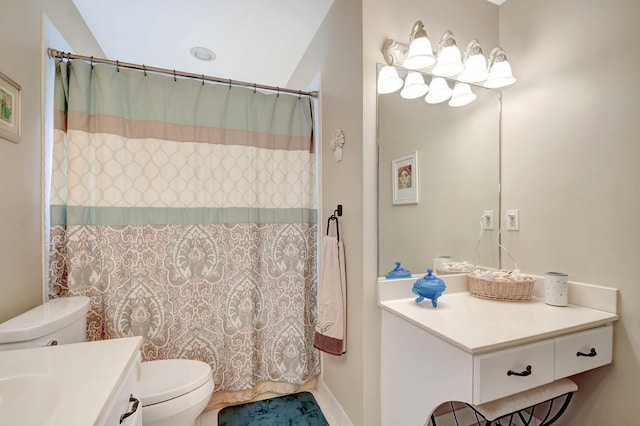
[49,60,319,395]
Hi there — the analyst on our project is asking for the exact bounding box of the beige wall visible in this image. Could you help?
[288,0,371,424]
[0,0,102,323]
[499,0,640,424]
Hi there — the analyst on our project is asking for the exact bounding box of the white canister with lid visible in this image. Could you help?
[545,272,568,306]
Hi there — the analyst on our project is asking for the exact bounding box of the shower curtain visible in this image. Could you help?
[49,59,319,404]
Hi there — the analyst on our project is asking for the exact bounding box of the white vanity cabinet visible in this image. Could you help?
[379,276,618,426]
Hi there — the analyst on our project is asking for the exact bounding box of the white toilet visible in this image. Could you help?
[0,296,214,426]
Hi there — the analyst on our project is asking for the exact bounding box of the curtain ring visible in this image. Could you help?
[143,65,147,76]
[116,60,120,72]
[276,87,280,98]
[202,74,205,86]
[228,79,232,90]
[298,90,302,100]
[90,56,94,69]
[173,70,177,82]
[253,83,257,94]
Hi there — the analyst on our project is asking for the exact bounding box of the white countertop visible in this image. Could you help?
[0,336,142,425]
[378,275,619,354]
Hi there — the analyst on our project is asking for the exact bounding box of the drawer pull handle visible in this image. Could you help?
[577,348,597,357]
[119,394,139,424]
[507,365,532,377]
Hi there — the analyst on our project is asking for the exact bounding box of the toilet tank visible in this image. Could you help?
[0,296,90,351]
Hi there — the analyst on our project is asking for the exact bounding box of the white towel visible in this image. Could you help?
[314,235,347,355]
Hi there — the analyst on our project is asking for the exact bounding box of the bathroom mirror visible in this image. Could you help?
[377,65,501,277]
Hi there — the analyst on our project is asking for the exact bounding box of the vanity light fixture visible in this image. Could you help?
[431,30,464,77]
[483,47,516,88]
[458,40,488,83]
[400,71,429,99]
[403,21,436,70]
[378,20,516,106]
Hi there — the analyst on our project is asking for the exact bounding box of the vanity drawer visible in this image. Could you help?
[554,324,613,378]
[473,339,554,405]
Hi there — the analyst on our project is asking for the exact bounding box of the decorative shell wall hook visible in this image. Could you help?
[330,128,345,162]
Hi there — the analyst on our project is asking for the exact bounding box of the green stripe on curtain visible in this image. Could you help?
[50,205,318,226]
[54,61,313,146]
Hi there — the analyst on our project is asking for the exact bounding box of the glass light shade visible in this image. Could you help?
[403,37,436,70]
[458,53,488,83]
[448,83,477,107]
[377,65,404,94]
[432,45,464,77]
[424,77,452,104]
[483,60,516,89]
[400,72,429,99]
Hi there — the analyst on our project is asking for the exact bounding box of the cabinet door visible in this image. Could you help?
[96,352,142,426]
[555,325,613,379]
[473,339,554,405]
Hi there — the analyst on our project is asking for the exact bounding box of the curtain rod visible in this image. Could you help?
[47,49,318,98]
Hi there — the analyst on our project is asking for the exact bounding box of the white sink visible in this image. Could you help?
[0,374,60,425]
[0,337,142,425]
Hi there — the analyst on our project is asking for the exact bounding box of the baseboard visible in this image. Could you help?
[316,379,353,425]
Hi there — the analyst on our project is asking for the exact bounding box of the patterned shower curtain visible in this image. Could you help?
[49,59,319,403]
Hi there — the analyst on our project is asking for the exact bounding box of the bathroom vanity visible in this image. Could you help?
[0,336,142,425]
[378,275,618,425]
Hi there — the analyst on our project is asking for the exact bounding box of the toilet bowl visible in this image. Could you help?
[140,359,214,426]
[0,296,214,426]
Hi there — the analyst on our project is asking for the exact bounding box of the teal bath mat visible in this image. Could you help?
[218,391,329,426]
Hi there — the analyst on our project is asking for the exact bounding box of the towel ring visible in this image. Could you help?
[326,215,339,242]
[326,205,343,242]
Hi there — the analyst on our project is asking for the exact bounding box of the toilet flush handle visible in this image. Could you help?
[46,340,58,346]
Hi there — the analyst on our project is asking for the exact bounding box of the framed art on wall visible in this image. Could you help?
[392,151,418,205]
[0,71,21,144]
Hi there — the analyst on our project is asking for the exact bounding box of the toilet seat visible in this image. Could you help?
[141,359,212,406]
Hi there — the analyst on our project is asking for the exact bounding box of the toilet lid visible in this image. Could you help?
[140,359,212,406]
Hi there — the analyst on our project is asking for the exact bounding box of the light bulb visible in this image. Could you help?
[378,65,404,94]
[425,77,452,104]
[400,72,429,99]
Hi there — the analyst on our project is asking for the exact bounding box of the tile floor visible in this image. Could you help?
[196,390,339,426]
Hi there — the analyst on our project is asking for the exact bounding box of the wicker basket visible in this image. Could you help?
[467,274,535,302]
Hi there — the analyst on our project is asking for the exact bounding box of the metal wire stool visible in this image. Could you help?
[429,379,577,426]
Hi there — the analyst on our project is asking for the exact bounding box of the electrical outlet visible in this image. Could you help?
[506,209,520,231]
[482,211,494,230]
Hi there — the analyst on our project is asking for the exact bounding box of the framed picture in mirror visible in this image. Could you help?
[0,71,21,144]
[392,151,418,205]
